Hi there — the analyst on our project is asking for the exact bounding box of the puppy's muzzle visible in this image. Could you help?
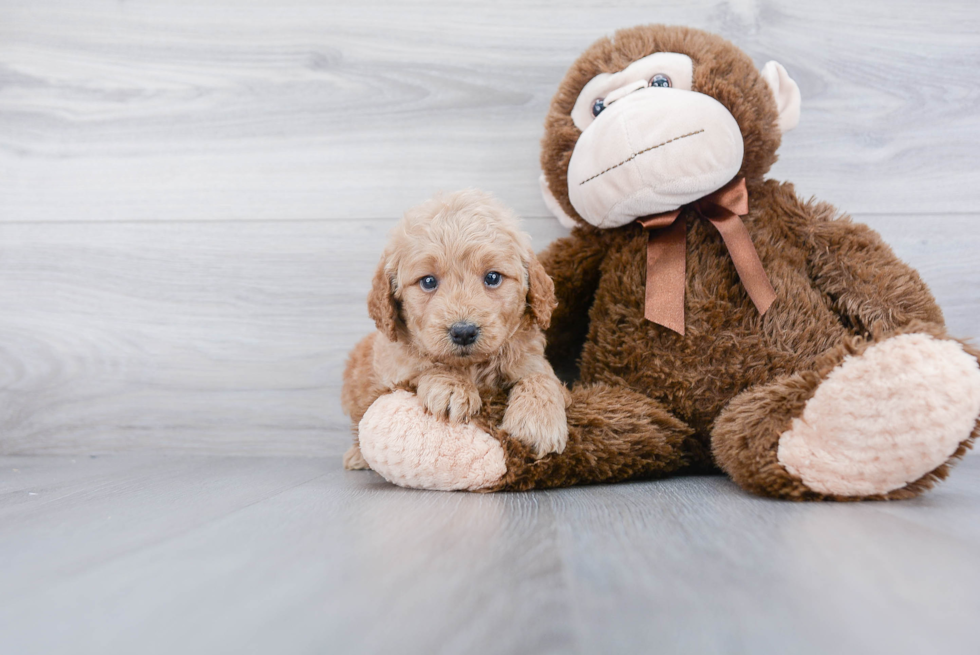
[448,322,480,347]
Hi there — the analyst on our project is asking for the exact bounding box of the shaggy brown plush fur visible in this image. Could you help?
[469,383,693,492]
[352,25,978,500]
[500,25,978,499]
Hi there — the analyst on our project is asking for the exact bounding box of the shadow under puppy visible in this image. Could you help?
[342,189,569,470]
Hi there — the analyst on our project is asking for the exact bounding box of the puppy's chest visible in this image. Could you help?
[471,363,514,393]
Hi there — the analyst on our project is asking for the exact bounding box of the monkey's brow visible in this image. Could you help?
[578,129,705,185]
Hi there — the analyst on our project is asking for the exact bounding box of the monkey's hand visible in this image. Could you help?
[501,373,569,459]
[416,369,482,424]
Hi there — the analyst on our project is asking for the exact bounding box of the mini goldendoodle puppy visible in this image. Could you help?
[342,189,569,470]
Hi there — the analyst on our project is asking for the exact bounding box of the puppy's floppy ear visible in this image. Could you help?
[367,255,400,342]
[525,250,557,330]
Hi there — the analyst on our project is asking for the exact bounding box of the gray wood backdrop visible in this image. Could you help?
[1,0,978,456]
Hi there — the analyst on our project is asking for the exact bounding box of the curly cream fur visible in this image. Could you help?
[343,190,567,465]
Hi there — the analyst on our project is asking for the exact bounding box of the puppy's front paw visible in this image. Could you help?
[416,372,482,423]
[502,376,568,459]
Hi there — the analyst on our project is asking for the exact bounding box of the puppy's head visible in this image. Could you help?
[368,189,555,363]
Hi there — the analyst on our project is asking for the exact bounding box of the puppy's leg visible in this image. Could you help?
[343,443,370,470]
[502,372,569,458]
[341,333,385,471]
[416,368,482,423]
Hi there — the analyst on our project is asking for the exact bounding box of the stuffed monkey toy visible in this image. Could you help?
[352,25,980,500]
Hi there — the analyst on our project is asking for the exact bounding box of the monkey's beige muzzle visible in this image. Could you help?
[567,86,744,228]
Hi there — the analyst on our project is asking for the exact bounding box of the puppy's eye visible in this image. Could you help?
[649,74,671,88]
[419,275,438,292]
[484,271,503,288]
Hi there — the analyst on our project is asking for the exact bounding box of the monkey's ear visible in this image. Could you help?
[539,173,578,229]
[761,61,801,133]
[367,255,400,342]
[526,251,557,330]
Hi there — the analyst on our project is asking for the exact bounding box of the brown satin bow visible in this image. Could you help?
[637,177,776,335]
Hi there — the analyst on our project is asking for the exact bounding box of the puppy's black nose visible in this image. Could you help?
[449,322,480,346]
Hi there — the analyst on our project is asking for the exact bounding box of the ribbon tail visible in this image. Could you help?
[707,213,776,315]
[644,216,687,335]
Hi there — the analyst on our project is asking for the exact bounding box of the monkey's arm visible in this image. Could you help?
[798,199,943,335]
[537,227,607,378]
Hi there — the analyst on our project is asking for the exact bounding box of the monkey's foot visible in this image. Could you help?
[778,333,980,496]
[358,391,507,491]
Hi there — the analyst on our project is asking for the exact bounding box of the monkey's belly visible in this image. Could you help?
[578,243,850,435]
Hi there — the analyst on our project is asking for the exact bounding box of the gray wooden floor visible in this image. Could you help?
[3,451,980,655]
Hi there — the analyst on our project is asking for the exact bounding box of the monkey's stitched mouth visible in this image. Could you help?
[578,129,705,186]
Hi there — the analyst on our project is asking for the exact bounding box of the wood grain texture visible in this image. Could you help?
[0,214,976,456]
[2,453,980,655]
[1,0,979,222]
[0,1,978,455]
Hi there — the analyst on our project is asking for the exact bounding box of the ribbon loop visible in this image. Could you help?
[638,177,775,334]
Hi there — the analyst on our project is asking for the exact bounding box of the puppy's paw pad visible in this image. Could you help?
[447,384,482,424]
[416,382,451,419]
[417,375,480,422]
[502,402,568,459]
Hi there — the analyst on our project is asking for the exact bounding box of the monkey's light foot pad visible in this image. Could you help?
[359,390,506,491]
[779,333,980,496]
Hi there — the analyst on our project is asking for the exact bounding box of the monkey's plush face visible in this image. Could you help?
[567,52,744,227]
[540,27,801,229]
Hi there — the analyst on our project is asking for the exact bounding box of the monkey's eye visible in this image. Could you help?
[419,275,438,292]
[649,74,671,88]
[591,98,605,117]
[484,271,503,288]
